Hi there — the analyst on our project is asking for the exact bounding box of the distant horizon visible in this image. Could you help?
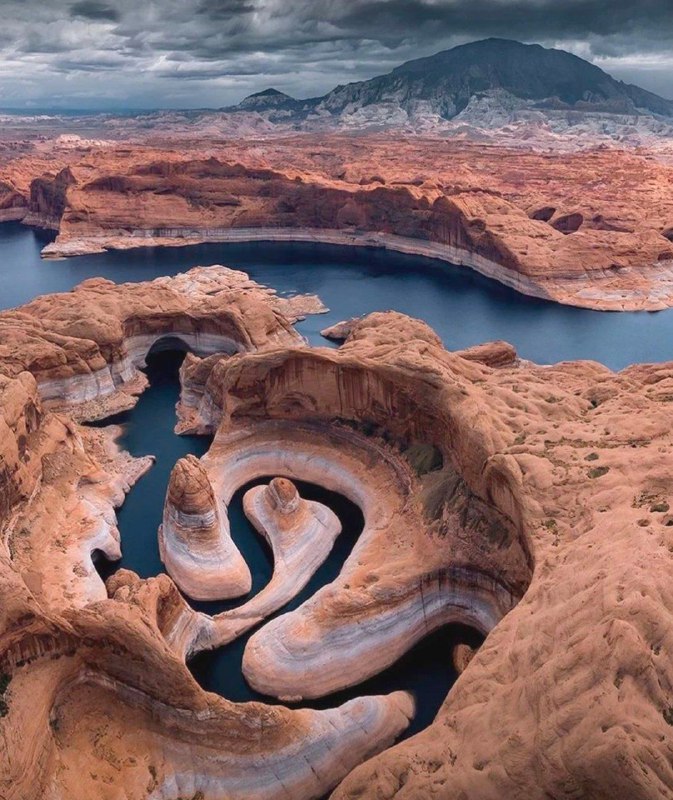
[0,0,670,111]
[0,35,671,114]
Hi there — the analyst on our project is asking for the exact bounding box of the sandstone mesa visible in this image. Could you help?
[2,134,673,310]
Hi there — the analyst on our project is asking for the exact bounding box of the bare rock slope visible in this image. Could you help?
[3,266,673,799]
[0,264,309,419]
[0,273,413,800]
[6,137,673,310]
[179,310,673,799]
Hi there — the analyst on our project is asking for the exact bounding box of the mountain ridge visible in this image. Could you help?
[233,38,673,120]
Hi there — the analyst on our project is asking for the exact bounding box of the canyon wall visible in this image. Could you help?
[178,310,673,798]
[4,137,673,310]
[0,265,306,419]
[0,274,414,800]
[4,259,673,798]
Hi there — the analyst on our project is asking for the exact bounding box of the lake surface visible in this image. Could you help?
[2,221,671,742]
[1,221,673,368]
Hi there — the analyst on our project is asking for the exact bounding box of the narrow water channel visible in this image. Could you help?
[94,347,481,741]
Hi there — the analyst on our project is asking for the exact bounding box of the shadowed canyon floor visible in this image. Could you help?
[3,258,673,799]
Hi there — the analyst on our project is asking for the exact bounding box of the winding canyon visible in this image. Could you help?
[2,249,673,798]
[4,27,673,800]
[3,70,673,797]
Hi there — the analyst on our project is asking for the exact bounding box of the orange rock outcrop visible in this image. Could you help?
[178,310,673,798]
[0,275,413,800]
[0,265,310,419]
[4,259,673,798]
[159,455,252,600]
[3,135,673,309]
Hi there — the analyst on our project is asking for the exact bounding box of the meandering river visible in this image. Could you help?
[2,221,672,740]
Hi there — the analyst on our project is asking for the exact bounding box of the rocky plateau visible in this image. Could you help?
[1,132,673,310]
[2,26,673,800]
[3,257,673,799]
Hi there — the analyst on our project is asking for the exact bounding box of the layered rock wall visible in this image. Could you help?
[0,276,414,800]
[174,309,673,798]
[0,266,305,419]
[4,139,673,309]
[159,455,251,600]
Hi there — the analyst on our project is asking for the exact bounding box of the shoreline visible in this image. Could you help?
[37,225,673,312]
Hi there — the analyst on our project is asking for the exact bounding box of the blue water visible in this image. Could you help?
[1,220,669,742]
[92,348,479,740]
[1,221,672,368]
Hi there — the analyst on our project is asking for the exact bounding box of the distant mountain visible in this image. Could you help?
[231,88,301,113]
[314,38,673,119]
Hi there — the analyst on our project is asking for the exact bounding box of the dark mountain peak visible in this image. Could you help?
[391,38,610,94]
[394,37,541,69]
[318,38,673,119]
[246,88,290,99]
[394,38,596,73]
[235,87,297,111]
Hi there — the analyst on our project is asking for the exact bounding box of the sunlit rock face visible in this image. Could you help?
[179,309,673,800]
[159,454,251,601]
[3,261,673,800]
[178,311,530,703]
[169,477,344,653]
[0,272,411,800]
[5,130,673,311]
[33,151,673,312]
[236,477,342,627]
[0,265,307,421]
[0,370,153,613]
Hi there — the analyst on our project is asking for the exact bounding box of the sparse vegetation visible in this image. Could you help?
[0,672,11,718]
[403,443,443,476]
[633,492,669,512]
[585,452,599,461]
[542,518,560,547]
[588,466,610,479]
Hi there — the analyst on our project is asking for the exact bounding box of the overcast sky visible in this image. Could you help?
[0,0,671,109]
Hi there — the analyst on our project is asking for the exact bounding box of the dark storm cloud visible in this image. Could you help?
[70,1,120,21]
[334,0,673,51]
[196,0,255,20]
[0,0,671,108]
